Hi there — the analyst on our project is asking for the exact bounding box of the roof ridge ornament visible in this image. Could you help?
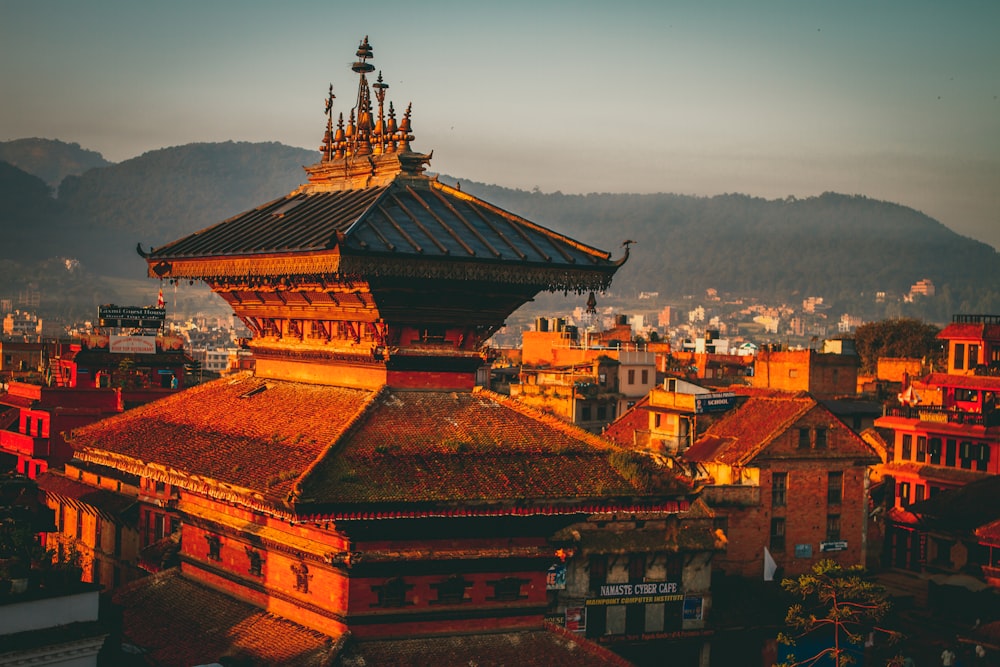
[308,37,433,188]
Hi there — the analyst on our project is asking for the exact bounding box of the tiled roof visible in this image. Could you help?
[69,375,691,518]
[296,388,691,511]
[919,373,1000,391]
[69,373,378,503]
[334,624,633,667]
[683,392,815,466]
[112,568,336,666]
[602,395,650,448]
[938,322,1000,341]
[146,178,619,284]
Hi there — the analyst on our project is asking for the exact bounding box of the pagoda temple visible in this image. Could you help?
[56,37,718,665]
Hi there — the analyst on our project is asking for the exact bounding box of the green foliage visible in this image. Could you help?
[608,449,654,490]
[777,560,901,667]
[852,318,943,374]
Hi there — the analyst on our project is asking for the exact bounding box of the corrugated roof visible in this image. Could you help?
[147,178,614,272]
[919,373,1000,391]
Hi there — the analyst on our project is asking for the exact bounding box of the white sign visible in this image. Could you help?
[110,335,156,354]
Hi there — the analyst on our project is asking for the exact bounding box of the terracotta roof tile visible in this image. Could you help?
[297,388,691,509]
[70,377,691,517]
[69,373,377,501]
[938,322,1000,341]
[602,395,650,448]
[684,393,814,465]
[335,624,632,667]
[112,568,336,666]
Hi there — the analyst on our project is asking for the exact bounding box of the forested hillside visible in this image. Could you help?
[1,139,998,326]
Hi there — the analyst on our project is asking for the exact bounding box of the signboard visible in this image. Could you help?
[109,335,157,354]
[795,544,813,558]
[682,596,703,621]
[586,581,683,606]
[98,305,166,329]
[565,607,586,633]
[695,391,736,414]
[546,564,566,590]
[820,540,848,552]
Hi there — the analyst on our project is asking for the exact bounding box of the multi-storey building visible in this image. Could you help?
[874,314,1000,573]
[54,38,718,665]
[680,388,879,579]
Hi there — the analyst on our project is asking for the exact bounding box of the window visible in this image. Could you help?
[206,534,221,561]
[641,369,649,384]
[490,577,526,601]
[654,413,661,428]
[929,438,942,465]
[826,515,841,542]
[968,344,979,369]
[827,471,843,505]
[76,510,84,539]
[95,518,103,551]
[901,434,912,460]
[432,576,470,605]
[772,472,787,507]
[582,406,592,421]
[291,562,311,593]
[374,577,410,607]
[960,441,974,469]
[588,554,608,594]
[953,343,965,370]
[628,554,645,583]
[945,439,957,467]
[798,428,810,449]
[627,369,636,385]
[770,518,786,552]
[976,442,990,472]
[914,484,925,503]
[916,436,927,463]
[898,481,910,507]
[596,405,607,420]
[814,428,827,449]
[246,549,263,577]
[788,368,798,378]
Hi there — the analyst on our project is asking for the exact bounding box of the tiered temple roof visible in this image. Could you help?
[69,372,692,520]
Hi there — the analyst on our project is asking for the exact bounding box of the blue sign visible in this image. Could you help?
[695,392,736,414]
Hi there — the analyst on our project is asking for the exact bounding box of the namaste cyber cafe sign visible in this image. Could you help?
[585,581,683,606]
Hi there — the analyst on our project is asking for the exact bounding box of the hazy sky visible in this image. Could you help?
[3,1,998,249]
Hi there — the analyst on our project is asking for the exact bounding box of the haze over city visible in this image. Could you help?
[2,0,998,250]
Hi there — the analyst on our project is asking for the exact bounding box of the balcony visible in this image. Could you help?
[699,484,761,507]
[882,405,1000,428]
[0,430,48,457]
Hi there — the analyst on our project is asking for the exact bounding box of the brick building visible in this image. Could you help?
[49,38,719,665]
[750,346,859,398]
[681,388,879,579]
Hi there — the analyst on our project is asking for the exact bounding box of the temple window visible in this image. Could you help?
[291,562,311,593]
[246,548,263,577]
[431,575,470,605]
[489,576,527,602]
[373,577,411,607]
[206,534,222,561]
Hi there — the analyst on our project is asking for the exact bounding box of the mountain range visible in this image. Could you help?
[1,138,997,326]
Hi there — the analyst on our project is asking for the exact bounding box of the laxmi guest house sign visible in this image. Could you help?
[98,305,166,330]
[586,581,683,606]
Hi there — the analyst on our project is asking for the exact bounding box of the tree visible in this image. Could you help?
[852,318,942,374]
[777,560,901,667]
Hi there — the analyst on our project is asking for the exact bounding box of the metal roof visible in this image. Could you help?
[146,177,615,271]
